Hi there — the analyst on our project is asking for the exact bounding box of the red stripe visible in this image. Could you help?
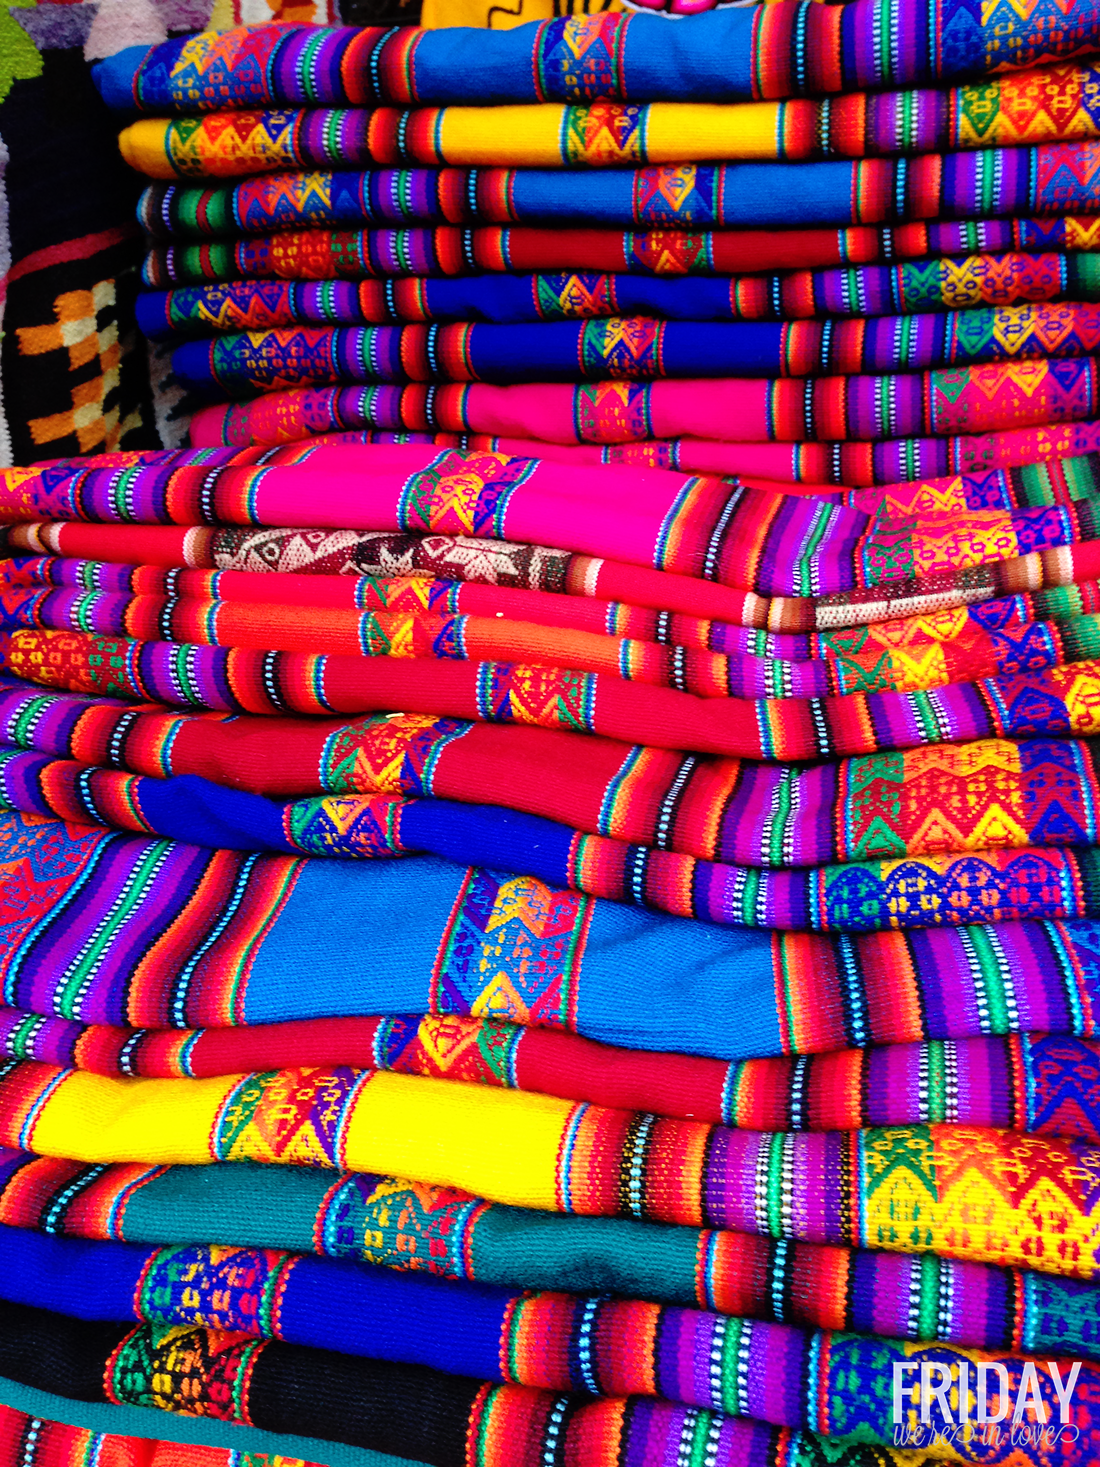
[1,223,140,301]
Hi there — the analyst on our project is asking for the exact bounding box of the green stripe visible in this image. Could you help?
[966,924,1011,1033]
[171,644,202,707]
[8,1012,42,1060]
[1062,456,1100,504]
[683,1408,718,1467]
[925,1038,947,1124]
[766,1132,785,1239]
[768,769,794,869]
[915,1252,942,1343]
[55,840,174,1017]
[796,503,834,598]
[907,690,942,746]
[720,1316,744,1416]
[1074,254,1100,298]
[741,866,761,927]
[9,695,53,749]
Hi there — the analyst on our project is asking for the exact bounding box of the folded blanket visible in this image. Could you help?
[0,999,1092,1140]
[92,6,1100,110]
[114,144,1100,231]
[20,621,1100,762]
[5,556,825,652]
[17,548,1100,657]
[0,1224,1095,1430]
[186,396,1100,489]
[6,444,889,594]
[2,1148,1097,1353]
[9,442,1100,597]
[140,216,1055,280]
[30,436,1100,538]
[1,798,1098,1057]
[0,1296,1070,1465]
[0,1297,466,1467]
[3,744,1100,932]
[2,673,1100,869]
[131,365,1100,449]
[289,423,1098,493]
[237,420,982,492]
[114,65,1100,177]
[4,1059,1100,1283]
[137,214,1100,286]
[163,307,1100,393]
[70,6,1100,1454]
[0,1403,340,1467]
[15,505,1100,634]
[13,579,1100,703]
[1,525,785,627]
[134,255,1100,338]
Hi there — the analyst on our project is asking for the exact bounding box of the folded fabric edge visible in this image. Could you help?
[0,1377,425,1467]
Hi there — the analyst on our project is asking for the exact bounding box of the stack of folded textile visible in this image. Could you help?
[3,4,1100,1467]
[91,4,1100,486]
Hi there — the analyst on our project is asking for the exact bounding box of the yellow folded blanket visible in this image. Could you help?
[4,1059,1099,1280]
[118,63,1100,177]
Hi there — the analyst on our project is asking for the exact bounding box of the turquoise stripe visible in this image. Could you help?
[0,1375,423,1467]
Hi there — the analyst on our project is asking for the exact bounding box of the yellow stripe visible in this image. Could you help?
[438,105,569,167]
[29,1070,235,1164]
[440,101,784,166]
[643,103,782,163]
[343,1072,570,1209]
[20,1066,572,1208]
[117,99,822,179]
[118,119,176,180]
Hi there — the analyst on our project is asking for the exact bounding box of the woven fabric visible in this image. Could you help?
[113,65,1100,178]
[186,394,1100,489]
[93,7,1100,110]
[0,1298,477,1467]
[111,366,1100,449]
[4,524,789,629]
[15,576,1100,704]
[11,555,861,654]
[0,997,1097,1141]
[184,420,921,487]
[6,739,1100,932]
[111,143,1100,230]
[135,211,1100,279]
[0,1403,335,1467]
[5,671,1100,869]
[8,443,1100,596]
[0,1295,1078,1467]
[244,360,1100,442]
[0,0,162,469]
[18,507,1100,633]
[0,1392,410,1467]
[4,798,1100,1058]
[1,1222,1100,1432]
[319,423,1100,492]
[24,621,1100,765]
[26,437,1100,554]
[2,1148,1098,1356]
[163,307,1100,392]
[2,444,889,595]
[7,1059,1100,1288]
[18,543,1100,648]
[136,215,1059,278]
[48,14,1100,1443]
[134,256,1100,339]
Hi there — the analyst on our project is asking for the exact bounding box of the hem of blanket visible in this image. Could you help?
[0,1374,428,1467]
